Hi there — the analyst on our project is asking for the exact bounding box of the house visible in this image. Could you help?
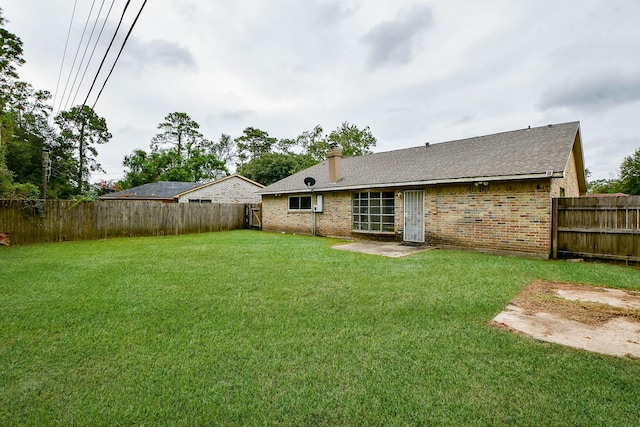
[101,174,264,204]
[259,122,586,258]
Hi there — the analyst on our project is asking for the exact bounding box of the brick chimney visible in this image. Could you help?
[328,143,342,183]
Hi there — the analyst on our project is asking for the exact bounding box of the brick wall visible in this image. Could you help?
[423,181,552,256]
[262,192,352,236]
[315,191,352,237]
[262,180,554,257]
[551,147,581,197]
[178,176,262,204]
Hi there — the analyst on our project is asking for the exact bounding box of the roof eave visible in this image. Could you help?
[259,172,561,195]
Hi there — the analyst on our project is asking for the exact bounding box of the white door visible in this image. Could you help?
[404,190,425,243]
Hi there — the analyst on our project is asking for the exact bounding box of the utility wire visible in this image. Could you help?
[56,0,98,115]
[50,0,78,124]
[90,0,148,109]
[69,0,117,109]
[66,0,109,109]
[81,0,132,108]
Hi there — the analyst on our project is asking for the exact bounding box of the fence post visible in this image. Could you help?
[551,197,559,260]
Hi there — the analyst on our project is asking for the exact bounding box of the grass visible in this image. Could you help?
[1,230,639,426]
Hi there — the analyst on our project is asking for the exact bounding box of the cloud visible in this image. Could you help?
[312,1,353,26]
[125,39,197,70]
[205,109,256,124]
[540,73,640,110]
[361,5,433,69]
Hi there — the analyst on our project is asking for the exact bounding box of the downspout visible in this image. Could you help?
[311,188,316,236]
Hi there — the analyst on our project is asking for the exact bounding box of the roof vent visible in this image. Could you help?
[545,170,553,177]
[425,142,430,147]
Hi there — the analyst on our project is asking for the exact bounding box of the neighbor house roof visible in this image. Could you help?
[100,181,201,201]
[260,121,585,195]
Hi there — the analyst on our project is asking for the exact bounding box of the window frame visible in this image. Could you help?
[352,191,395,232]
[288,195,312,211]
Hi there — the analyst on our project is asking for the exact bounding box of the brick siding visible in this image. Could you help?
[550,148,581,197]
[422,181,552,255]
[177,176,262,204]
[263,180,558,257]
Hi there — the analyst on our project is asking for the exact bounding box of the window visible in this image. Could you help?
[188,199,212,203]
[289,196,312,211]
[352,191,395,232]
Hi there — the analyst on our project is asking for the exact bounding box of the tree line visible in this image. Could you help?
[0,9,111,199]
[0,8,375,198]
[588,149,640,196]
[120,116,377,189]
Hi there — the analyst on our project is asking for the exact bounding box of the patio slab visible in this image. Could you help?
[332,241,437,258]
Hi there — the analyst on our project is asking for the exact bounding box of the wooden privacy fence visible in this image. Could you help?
[0,199,258,245]
[552,196,640,262]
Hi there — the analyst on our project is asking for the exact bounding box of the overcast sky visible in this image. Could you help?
[3,0,640,182]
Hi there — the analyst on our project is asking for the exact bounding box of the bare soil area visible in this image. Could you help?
[492,280,640,359]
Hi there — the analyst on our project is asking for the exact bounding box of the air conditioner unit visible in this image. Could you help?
[312,194,323,212]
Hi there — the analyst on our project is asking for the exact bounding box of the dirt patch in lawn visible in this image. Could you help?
[492,280,640,359]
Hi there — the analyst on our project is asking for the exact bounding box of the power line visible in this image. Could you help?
[56,0,99,115]
[81,0,133,108]
[69,0,118,108]
[53,0,149,115]
[66,0,110,109]
[90,0,149,109]
[50,0,78,124]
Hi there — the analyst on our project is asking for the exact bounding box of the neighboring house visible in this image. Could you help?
[100,174,263,204]
[175,174,264,204]
[100,181,200,203]
[259,122,587,258]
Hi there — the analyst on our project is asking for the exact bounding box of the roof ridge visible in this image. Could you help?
[363,121,580,157]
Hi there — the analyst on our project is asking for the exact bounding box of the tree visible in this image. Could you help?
[234,127,277,165]
[326,121,376,158]
[4,82,54,186]
[294,124,325,160]
[589,178,621,195]
[618,147,640,195]
[151,112,203,164]
[588,147,640,196]
[0,8,24,102]
[54,105,111,193]
[300,122,377,161]
[0,8,25,195]
[121,149,165,187]
[121,112,226,187]
[237,152,317,186]
[209,133,236,166]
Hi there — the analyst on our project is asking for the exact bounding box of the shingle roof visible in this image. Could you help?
[101,181,200,200]
[260,122,581,194]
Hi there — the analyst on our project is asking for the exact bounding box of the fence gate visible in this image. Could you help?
[404,190,424,243]
[247,203,262,229]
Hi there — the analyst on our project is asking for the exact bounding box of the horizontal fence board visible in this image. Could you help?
[554,196,639,261]
[0,199,259,245]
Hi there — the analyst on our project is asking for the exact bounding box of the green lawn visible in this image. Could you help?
[1,230,639,426]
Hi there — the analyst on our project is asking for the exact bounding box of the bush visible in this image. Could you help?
[4,182,40,199]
